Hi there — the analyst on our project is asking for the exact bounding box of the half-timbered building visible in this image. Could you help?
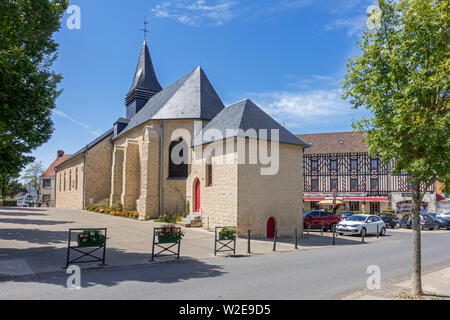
[296,132,436,214]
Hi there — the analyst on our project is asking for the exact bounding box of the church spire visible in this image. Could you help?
[125,38,162,119]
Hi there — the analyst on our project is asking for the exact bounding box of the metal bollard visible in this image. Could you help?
[295,229,298,249]
[273,229,278,251]
[307,225,310,236]
[214,228,217,256]
[247,229,251,254]
[321,225,324,236]
[332,230,336,245]
[362,231,365,243]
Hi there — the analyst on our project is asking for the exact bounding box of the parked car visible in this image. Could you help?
[303,210,341,232]
[400,213,439,230]
[429,213,450,230]
[378,213,397,228]
[337,214,386,237]
[17,200,29,207]
[438,212,450,221]
[340,211,355,220]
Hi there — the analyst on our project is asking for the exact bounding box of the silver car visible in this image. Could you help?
[337,214,386,237]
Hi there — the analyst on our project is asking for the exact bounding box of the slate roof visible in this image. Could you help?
[295,132,367,154]
[128,41,162,93]
[193,98,309,147]
[42,154,73,177]
[116,66,225,138]
[55,128,114,169]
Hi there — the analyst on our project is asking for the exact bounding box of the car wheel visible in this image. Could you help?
[395,222,401,229]
[380,227,386,236]
[330,223,337,232]
[360,228,366,238]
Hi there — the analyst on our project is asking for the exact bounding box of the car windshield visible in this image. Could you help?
[346,215,367,222]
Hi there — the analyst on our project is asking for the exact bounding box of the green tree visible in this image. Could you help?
[0,0,68,179]
[343,0,449,296]
[0,176,27,199]
[22,161,44,202]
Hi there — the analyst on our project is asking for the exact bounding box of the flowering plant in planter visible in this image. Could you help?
[219,227,236,240]
[77,229,106,247]
[157,224,184,243]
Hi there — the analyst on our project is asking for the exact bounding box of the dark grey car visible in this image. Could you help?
[400,213,439,230]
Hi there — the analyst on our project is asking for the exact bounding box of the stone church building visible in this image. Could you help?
[55,41,308,237]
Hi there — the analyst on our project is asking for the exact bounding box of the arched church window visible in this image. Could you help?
[168,138,188,178]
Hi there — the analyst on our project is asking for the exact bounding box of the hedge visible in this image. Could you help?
[1,200,18,207]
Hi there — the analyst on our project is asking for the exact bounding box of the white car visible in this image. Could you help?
[17,200,29,207]
[337,214,386,237]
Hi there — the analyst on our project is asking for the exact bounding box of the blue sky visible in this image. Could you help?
[32,0,376,170]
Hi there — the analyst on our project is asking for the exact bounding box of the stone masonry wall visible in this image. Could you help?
[55,156,84,209]
[84,135,113,208]
[237,140,304,238]
[186,139,238,231]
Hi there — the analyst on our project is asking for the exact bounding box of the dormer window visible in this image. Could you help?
[311,160,318,172]
[330,160,338,172]
[351,159,358,171]
[371,159,379,171]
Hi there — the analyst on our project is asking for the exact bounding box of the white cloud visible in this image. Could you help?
[325,16,367,36]
[53,109,102,137]
[247,89,367,131]
[151,0,240,26]
[326,0,378,36]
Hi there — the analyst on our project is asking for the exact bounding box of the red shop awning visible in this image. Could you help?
[304,197,325,201]
[344,197,389,202]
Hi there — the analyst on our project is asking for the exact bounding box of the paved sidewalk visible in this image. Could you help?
[339,261,450,300]
[0,207,393,278]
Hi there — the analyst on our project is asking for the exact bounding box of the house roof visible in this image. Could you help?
[193,98,309,147]
[116,66,225,138]
[42,154,73,177]
[295,131,367,154]
[55,128,114,169]
[128,40,162,94]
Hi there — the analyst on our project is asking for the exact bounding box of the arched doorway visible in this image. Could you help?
[267,217,275,238]
[193,179,201,213]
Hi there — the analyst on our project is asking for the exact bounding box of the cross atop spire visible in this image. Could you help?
[142,20,149,42]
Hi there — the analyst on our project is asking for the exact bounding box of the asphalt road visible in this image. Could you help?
[1,230,449,300]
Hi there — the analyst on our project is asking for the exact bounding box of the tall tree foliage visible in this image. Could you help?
[343,0,449,296]
[0,0,68,175]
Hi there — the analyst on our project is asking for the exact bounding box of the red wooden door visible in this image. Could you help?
[194,179,201,212]
[267,217,275,238]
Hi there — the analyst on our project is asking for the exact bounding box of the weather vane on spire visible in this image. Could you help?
[142,20,149,42]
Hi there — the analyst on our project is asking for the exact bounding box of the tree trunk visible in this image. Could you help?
[411,184,423,296]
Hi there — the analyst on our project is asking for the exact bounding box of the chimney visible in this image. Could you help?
[57,150,64,158]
